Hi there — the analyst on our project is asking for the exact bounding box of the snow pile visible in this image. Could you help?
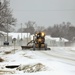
[0,57,4,62]
[4,51,12,54]
[0,63,46,74]
[0,31,7,35]
[0,69,15,74]
[16,63,46,73]
[45,35,68,42]
[0,65,15,74]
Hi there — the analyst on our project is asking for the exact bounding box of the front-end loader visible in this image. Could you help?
[21,32,50,50]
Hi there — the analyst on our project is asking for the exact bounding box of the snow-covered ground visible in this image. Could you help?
[0,46,75,75]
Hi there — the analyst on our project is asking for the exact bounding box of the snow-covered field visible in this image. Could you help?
[0,46,75,75]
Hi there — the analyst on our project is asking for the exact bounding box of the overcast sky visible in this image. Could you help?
[10,0,75,28]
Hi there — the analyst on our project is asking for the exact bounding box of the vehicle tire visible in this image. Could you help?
[33,44,35,50]
[45,43,47,50]
[38,43,41,50]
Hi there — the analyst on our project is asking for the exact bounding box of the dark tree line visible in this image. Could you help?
[45,22,75,41]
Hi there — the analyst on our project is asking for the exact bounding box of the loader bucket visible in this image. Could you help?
[21,46,33,50]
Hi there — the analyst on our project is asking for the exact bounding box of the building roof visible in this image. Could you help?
[0,31,7,35]
[8,33,30,39]
[45,35,69,42]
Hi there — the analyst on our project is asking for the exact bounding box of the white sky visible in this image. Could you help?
[10,0,75,28]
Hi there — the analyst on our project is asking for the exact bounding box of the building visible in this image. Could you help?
[45,35,69,46]
[8,33,31,45]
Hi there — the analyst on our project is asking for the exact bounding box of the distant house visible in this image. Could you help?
[9,33,31,39]
[0,31,31,45]
[45,35,69,46]
[0,31,8,45]
[8,33,31,45]
[45,35,68,42]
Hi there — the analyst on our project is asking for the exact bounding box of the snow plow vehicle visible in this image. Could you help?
[21,32,50,50]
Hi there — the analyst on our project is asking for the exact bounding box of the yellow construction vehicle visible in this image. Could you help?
[32,32,47,50]
[21,32,50,50]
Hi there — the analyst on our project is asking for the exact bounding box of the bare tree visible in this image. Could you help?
[24,21,35,34]
[35,25,45,32]
[0,0,6,11]
[0,0,16,32]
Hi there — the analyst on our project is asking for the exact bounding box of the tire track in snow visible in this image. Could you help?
[40,51,75,65]
[31,50,75,66]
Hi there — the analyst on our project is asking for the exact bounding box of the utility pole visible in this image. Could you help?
[5,17,9,45]
[27,24,28,43]
[3,17,9,45]
[25,22,28,44]
[7,19,8,42]
[21,23,22,40]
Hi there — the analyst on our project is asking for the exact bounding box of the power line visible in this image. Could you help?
[13,9,75,12]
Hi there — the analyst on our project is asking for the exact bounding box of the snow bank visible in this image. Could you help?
[16,63,46,73]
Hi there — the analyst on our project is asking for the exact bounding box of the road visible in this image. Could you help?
[0,46,75,75]
[31,47,75,65]
[1,46,75,65]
